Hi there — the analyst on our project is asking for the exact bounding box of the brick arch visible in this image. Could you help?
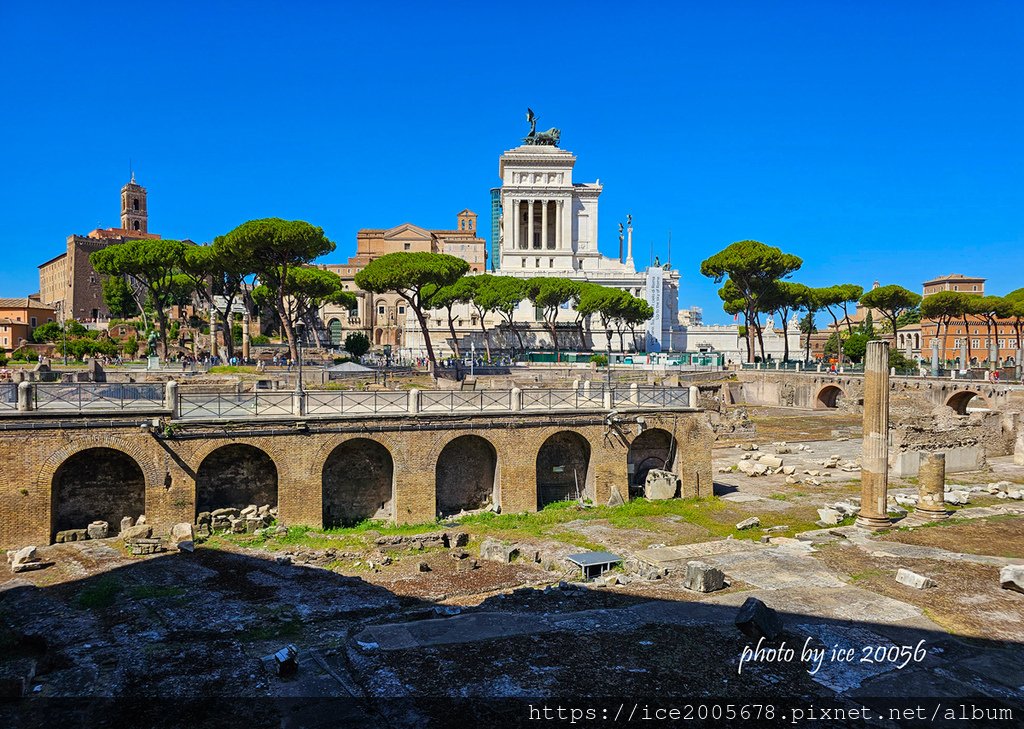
[536,430,592,507]
[433,433,499,517]
[945,390,990,415]
[309,432,403,476]
[35,434,164,495]
[627,427,674,494]
[320,436,397,527]
[815,384,846,409]
[193,442,279,516]
[183,437,290,474]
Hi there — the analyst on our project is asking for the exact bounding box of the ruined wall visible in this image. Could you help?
[435,435,497,516]
[322,438,394,526]
[536,431,592,506]
[195,444,278,514]
[51,447,146,538]
[0,409,713,549]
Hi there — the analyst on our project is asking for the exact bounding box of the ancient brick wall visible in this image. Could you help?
[0,409,713,549]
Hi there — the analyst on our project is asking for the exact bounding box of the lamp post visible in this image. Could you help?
[295,322,305,394]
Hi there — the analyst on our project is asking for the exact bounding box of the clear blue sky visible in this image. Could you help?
[1,2,1021,324]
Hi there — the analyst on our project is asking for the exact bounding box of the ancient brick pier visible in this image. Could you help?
[0,391,712,549]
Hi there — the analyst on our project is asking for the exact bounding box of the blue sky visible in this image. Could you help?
[1,1,1021,324]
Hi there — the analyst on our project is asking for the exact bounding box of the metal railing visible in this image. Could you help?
[419,390,512,413]
[34,383,165,412]
[178,391,293,419]
[0,383,17,410]
[306,390,408,416]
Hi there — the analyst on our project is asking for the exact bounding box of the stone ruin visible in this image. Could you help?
[198,504,279,537]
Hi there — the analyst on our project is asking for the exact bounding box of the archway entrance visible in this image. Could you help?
[946,390,989,415]
[51,448,145,541]
[816,385,845,409]
[627,428,674,496]
[435,435,497,517]
[536,431,592,507]
[322,439,394,527]
[195,444,278,515]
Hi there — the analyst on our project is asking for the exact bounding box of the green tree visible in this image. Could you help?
[842,332,870,363]
[101,275,140,319]
[90,239,187,358]
[622,296,654,351]
[525,277,579,353]
[920,291,968,367]
[474,275,528,356]
[344,332,370,358]
[182,240,254,359]
[354,251,469,373]
[33,320,86,343]
[700,240,802,362]
[425,278,475,358]
[459,275,493,361]
[973,295,1013,365]
[818,284,863,364]
[218,219,336,362]
[123,335,139,358]
[859,284,921,346]
[759,280,805,362]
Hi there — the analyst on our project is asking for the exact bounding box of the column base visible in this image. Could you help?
[902,509,950,526]
[855,514,892,531]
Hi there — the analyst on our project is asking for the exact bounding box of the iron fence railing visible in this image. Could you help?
[34,383,164,412]
[0,383,17,409]
[306,390,408,416]
[177,391,293,419]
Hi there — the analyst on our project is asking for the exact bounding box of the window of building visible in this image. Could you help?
[549,258,554,268]
[535,258,540,267]
[398,306,405,315]
[972,339,980,348]
[133,197,140,211]
[378,306,385,315]
[404,243,411,250]
[133,220,140,230]
[30,317,36,327]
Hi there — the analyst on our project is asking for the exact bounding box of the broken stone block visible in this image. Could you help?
[211,507,239,518]
[607,488,625,507]
[196,512,212,526]
[456,558,478,572]
[784,476,800,485]
[10,546,44,574]
[169,523,194,543]
[896,568,936,589]
[999,565,1024,593]
[816,508,841,526]
[86,521,109,540]
[735,597,783,641]
[55,529,88,543]
[241,505,258,517]
[944,490,969,506]
[121,524,152,542]
[175,540,194,553]
[682,560,725,593]
[129,538,164,556]
[644,469,680,500]
[834,502,859,517]
[736,517,760,530]
[737,460,756,475]
[479,538,518,563]
[119,516,134,534]
[781,466,796,475]
[750,463,770,477]
[274,555,292,565]
[417,561,431,572]
[758,455,783,469]
[136,515,147,525]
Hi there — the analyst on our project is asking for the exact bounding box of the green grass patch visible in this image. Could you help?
[76,577,121,610]
[770,494,788,501]
[207,365,259,374]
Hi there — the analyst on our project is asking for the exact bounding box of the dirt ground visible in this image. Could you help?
[3,407,1023,718]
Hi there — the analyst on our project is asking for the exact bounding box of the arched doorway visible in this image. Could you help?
[328,318,343,346]
[195,444,278,515]
[51,448,146,541]
[627,428,674,495]
[536,431,591,507]
[946,390,989,415]
[816,385,845,409]
[322,439,394,527]
[435,435,497,517]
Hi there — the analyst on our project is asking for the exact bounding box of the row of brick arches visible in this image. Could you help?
[48,429,681,541]
[813,384,990,414]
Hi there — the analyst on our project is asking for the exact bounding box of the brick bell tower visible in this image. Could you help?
[120,172,148,233]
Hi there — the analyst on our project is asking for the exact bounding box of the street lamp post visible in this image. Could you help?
[295,322,305,394]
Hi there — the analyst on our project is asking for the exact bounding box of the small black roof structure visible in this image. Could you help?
[566,551,622,579]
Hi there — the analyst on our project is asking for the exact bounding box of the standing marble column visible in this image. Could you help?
[209,305,219,360]
[527,200,535,250]
[242,312,251,362]
[930,338,940,377]
[856,340,892,530]
[914,452,949,521]
[541,199,549,250]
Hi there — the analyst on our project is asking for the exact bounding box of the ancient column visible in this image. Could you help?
[931,338,940,377]
[209,305,218,359]
[914,452,948,521]
[510,199,519,249]
[856,340,892,530]
[242,313,251,361]
[626,221,634,264]
[527,200,535,249]
[541,199,549,250]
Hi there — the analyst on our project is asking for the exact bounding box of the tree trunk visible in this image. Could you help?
[548,315,559,353]
[446,306,460,359]
[153,299,169,361]
[410,300,437,373]
[478,319,491,361]
[744,304,756,363]
[755,319,766,362]
[219,310,235,360]
[803,308,814,363]
[779,308,791,362]
[965,317,973,366]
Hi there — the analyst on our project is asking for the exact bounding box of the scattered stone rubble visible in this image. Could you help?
[735,597,783,640]
[201,505,278,536]
[1000,565,1024,594]
[896,568,937,590]
[7,546,46,574]
[682,560,725,593]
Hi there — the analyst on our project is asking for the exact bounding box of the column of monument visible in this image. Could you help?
[913,452,949,521]
[541,199,549,249]
[856,340,892,530]
[528,200,535,249]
